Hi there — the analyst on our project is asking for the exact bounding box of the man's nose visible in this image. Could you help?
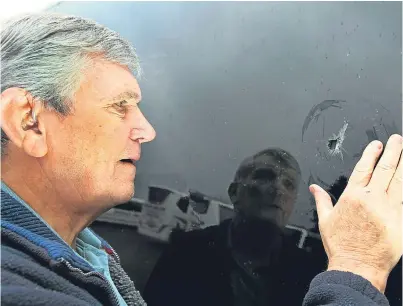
[130,109,156,143]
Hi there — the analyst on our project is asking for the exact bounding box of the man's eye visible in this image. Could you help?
[116,101,127,108]
[114,101,128,113]
[283,179,295,190]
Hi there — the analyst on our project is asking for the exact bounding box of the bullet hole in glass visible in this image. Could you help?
[327,138,338,151]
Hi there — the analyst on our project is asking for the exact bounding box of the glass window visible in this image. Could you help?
[116,201,142,213]
[50,2,402,305]
[148,186,172,205]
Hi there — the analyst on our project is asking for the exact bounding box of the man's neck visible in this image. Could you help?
[1,150,91,247]
[229,214,285,263]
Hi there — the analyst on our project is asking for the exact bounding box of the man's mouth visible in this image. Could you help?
[120,159,136,166]
[256,198,283,211]
[260,203,282,212]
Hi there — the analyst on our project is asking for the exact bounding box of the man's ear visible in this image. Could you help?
[228,182,239,205]
[1,88,48,157]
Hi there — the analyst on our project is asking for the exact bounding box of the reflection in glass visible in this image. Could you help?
[148,186,172,205]
[144,148,327,306]
[228,148,300,229]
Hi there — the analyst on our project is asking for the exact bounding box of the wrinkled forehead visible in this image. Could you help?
[78,59,142,105]
[235,153,301,181]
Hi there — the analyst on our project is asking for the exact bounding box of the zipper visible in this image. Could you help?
[91,229,121,264]
[109,247,121,264]
[59,258,120,306]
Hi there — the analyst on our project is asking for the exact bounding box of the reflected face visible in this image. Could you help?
[41,59,156,211]
[232,153,300,228]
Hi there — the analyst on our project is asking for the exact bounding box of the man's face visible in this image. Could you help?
[41,59,156,211]
[233,154,300,228]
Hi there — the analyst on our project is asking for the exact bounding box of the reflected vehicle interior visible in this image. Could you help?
[50,1,402,305]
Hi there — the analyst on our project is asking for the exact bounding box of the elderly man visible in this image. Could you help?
[1,13,155,306]
[1,12,402,306]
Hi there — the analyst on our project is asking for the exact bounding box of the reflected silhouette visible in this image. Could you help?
[144,148,325,306]
[228,148,300,262]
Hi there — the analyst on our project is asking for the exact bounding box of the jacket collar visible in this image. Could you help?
[1,182,115,272]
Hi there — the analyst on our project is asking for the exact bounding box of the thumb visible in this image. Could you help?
[310,184,333,221]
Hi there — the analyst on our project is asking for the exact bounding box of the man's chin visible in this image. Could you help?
[248,208,287,229]
[111,182,135,204]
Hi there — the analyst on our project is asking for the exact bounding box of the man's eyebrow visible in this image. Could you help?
[108,91,141,103]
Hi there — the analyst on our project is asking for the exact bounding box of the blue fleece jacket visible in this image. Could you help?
[1,185,146,306]
[1,183,391,306]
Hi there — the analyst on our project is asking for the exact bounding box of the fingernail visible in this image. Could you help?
[392,134,403,144]
[373,140,383,150]
[309,185,315,193]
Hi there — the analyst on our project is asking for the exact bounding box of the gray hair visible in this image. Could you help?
[1,12,141,154]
